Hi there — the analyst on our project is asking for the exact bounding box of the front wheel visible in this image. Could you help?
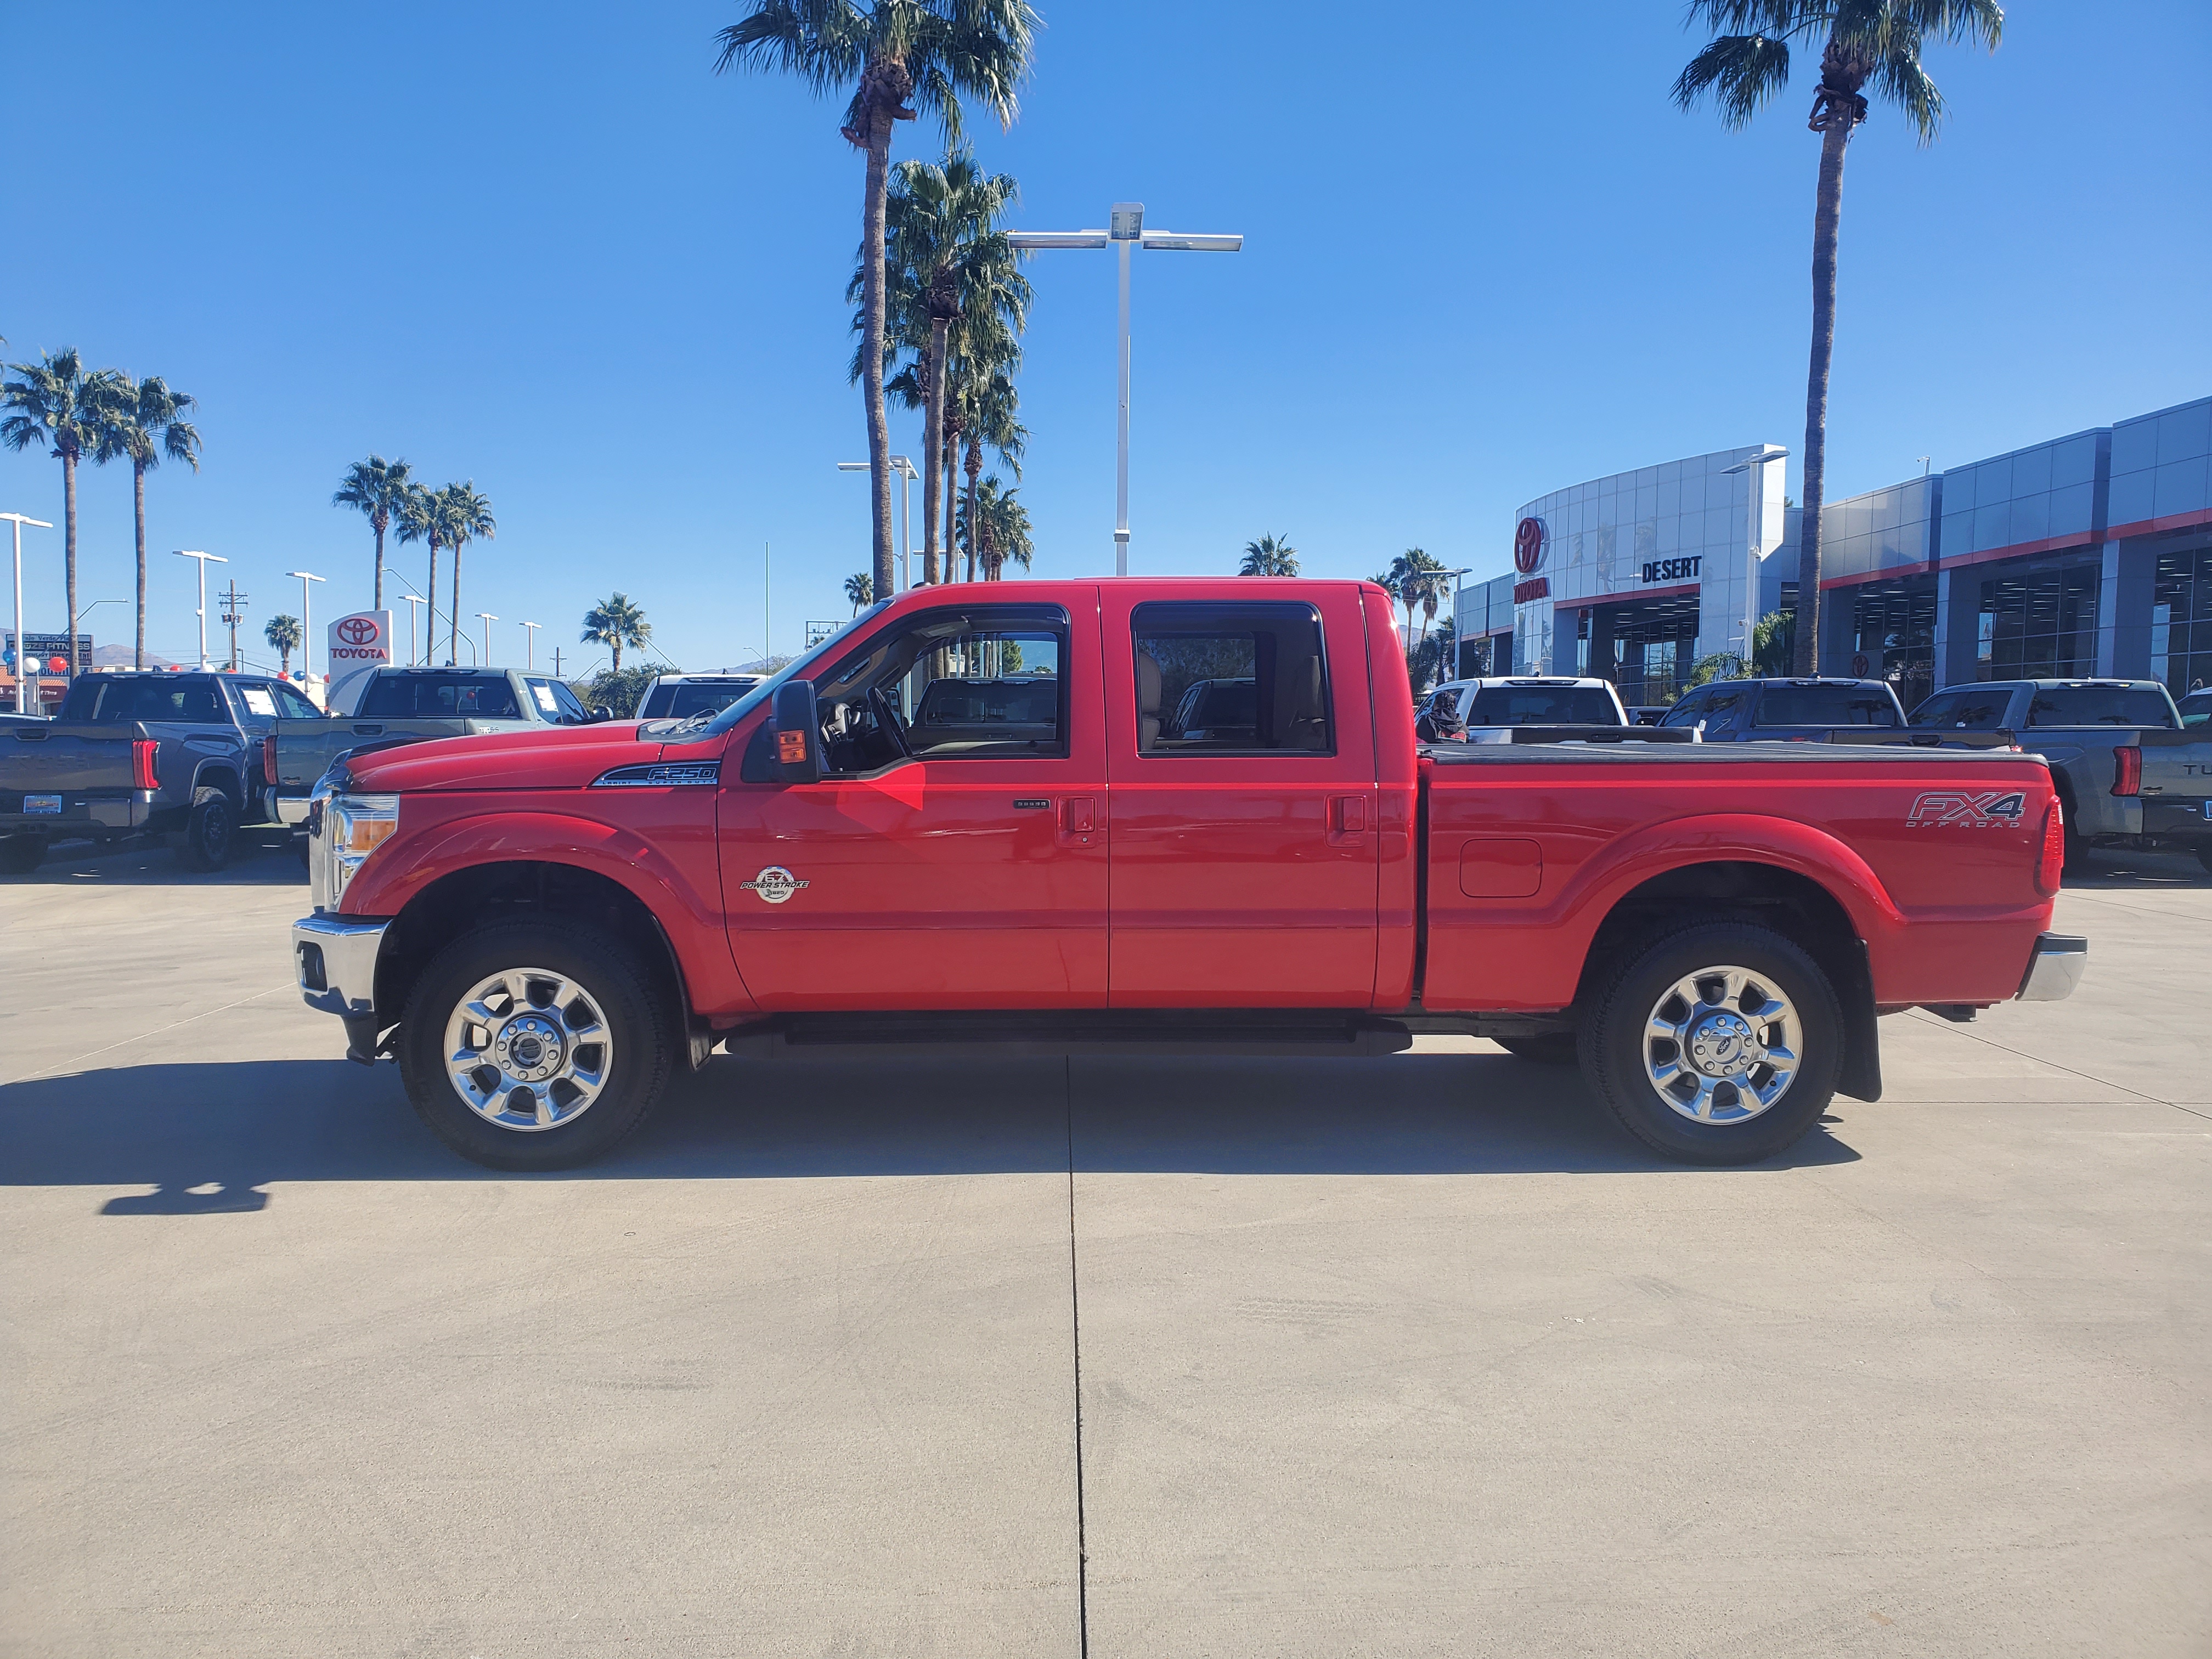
[398,921,675,1170]
[1578,921,1842,1166]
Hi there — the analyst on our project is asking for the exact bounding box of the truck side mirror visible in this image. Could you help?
[590,706,615,724]
[771,681,821,784]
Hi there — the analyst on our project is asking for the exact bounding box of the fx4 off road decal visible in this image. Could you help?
[1906,789,2027,828]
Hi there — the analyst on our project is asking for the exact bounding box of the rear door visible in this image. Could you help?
[716,596,1109,1010]
[1102,586,1380,1008]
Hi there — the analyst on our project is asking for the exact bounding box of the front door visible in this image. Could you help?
[1101,586,1381,1008]
[716,595,1109,1011]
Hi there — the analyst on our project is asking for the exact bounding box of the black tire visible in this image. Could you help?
[1495,1033,1579,1065]
[1578,921,1842,1166]
[179,788,235,871]
[0,835,44,874]
[398,920,675,1171]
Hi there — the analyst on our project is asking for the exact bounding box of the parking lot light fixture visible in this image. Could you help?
[840,457,918,589]
[520,620,541,669]
[476,612,498,667]
[172,550,228,670]
[285,571,325,679]
[1009,202,1245,575]
[3,513,54,712]
[399,594,426,665]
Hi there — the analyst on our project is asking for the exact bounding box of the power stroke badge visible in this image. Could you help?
[740,866,810,904]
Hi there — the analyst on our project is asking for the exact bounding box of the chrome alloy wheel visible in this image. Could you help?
[443,967,614,1132]
[1643,964,1800,1125]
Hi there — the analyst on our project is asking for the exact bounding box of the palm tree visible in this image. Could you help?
[2,350,128,685]
[1239,534,1299,577]
[1388,549,1448,646]
[845,572,874,612]
[437,483,496,664]
[333,455,415,613]
[394,483,443,657]
[715,0,1038,602]
[953,358,1024,582]
[582,593,651,674]
[957,475,1031,579]
[95,376,201,670]
[866,149,1026,584]
[1674,0,2001,672]
[265,614,302,675]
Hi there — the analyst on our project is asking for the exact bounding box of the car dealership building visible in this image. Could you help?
[1456,392,2212,710]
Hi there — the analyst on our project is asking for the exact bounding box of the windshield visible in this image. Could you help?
[2180,689,2212,727]
[662,603,888,743]
[642,679,760,720]
[1466,685,1620,725]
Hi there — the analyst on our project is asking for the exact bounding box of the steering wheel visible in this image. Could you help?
[868,685,912,760]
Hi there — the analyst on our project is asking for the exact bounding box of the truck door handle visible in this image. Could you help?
[1329,795,1367,833]
[1059,797,1095,834]
[352,724,383,735]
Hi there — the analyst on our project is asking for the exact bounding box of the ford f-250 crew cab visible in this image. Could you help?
[291,579,2084,1172]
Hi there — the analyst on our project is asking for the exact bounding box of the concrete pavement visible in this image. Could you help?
[2,839,2207,1656]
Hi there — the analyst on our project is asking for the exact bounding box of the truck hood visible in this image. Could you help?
[345,722,667,793]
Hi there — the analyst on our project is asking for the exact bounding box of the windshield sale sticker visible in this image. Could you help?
[532,684,557,712]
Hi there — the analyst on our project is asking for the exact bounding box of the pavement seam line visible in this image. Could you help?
[1901,1008,2177,1109]
[1065,1053,1090,1659]
[1,984,290,1088]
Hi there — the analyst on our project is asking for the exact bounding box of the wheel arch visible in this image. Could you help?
[1575,857,1882,1103]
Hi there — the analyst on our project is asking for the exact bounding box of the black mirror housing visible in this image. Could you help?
[591,706,615,724]
[771,681,821,784]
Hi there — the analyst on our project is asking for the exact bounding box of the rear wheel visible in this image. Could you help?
[1579,921,1841,1166]
[179,788,235,871]
[398,921,674,1171]
[0,835,44,874]
[1494,1034,1578,1065]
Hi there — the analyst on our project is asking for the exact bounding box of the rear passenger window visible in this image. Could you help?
[1910,690,2009,729]
[2027,687,2177,727]
[1755,686,1899,726]
[1133,602,1332,755]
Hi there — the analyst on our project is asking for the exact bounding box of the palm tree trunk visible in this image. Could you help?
[922,318,949,584]
[133,460,148,670]
[860,116,897,602]
[1795,114,1853,675]
[942,432,960,579]
[426,538,438,665]
[373,519,385,613]
[963,439,981,584]
[450,546,462,665]
[61,450,77,688]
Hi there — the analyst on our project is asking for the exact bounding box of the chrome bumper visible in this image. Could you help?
[2016,933,2087,1002]
[293,912,390,1020]
[275,794,310,827]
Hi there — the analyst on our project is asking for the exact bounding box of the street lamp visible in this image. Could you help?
[172,550,228,670]
[839,456,919,589]
[520,620,541,669]
[2,512,53,713]
[285,570,325,679]
[1008,202,1244,575]
[476,612,498,666]
[400,594,426,664]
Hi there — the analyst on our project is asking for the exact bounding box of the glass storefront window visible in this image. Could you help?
[2153,546,2212,696]
[1848,578,1937,711]
[1977,560,2101,681]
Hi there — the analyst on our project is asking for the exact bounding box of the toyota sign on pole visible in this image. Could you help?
[325,611,394,713]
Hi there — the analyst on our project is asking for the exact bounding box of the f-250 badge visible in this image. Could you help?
[1906,789,2027,828]
[740,866,810,904]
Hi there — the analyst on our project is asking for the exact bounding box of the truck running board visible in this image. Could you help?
[722,1008,1573,1061]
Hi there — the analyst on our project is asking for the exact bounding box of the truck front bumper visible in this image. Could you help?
[294,912,391,1060]
[274,793,311,827]
[2016,933,2087,1002]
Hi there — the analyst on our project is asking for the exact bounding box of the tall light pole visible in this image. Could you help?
[172,550,227,670]
[476,612,498,666]
[3,513,53,714]
[520,620,541,669]
[285,569,325,679]
[1008,203,1244,575]
[1721,448,1789,669]
[840,456,918,589]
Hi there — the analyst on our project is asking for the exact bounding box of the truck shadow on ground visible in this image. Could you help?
[0,1048,1858,1210]
[2,836,304,888]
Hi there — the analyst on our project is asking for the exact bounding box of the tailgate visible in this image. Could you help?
[2139,730,2212,808]
[2,723,139,797]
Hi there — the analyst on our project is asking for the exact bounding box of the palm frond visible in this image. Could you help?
[1672,33,1795,125]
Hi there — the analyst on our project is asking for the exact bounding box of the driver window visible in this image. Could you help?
[809,604,1070,773]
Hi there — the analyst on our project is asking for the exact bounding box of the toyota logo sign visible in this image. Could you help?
[336,616,379,646]
[1513,517,1547,575]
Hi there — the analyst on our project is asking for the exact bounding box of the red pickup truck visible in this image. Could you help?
[291,579,2083,1171]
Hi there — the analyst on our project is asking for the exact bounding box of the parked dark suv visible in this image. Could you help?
[1658,678,1907,742]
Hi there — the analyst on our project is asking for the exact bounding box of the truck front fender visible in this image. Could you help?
[343,807,754,1019]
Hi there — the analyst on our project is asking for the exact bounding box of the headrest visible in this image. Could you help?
[1138,651,1162,715]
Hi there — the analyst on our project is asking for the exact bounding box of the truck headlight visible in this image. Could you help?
[324,792,400,904]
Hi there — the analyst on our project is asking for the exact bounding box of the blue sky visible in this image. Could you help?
[4,1,2205,675]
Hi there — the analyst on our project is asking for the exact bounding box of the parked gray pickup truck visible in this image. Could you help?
[269,667,607,829]
[1894,679,2212,871]
[0,670,322,872]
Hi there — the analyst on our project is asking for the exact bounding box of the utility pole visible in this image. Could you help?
[217,580,249,670]
[552,646,564,680]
